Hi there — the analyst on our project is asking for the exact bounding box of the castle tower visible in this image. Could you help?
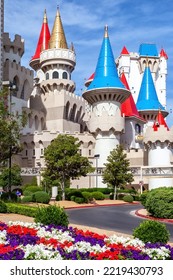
[144,111,173,189]
[155,48,168,108]
[136,63,168,127]
[120,72,145,150]
[118,46,130,77]
[29,8,84,133]
[83,26,130,175]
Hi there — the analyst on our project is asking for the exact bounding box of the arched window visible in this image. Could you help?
[46,73,49,80]
[62,71,68,79]
[52,71,59,79]
[135,124,141,134]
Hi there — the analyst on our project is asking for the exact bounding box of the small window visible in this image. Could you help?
[62,71,68,79]
[41,148,44,155]
[46,73,49,80]
[33,149,35,156]
[135,124,141,134]
[89,149,91,156]
[52,71,59,79]
[79,149,82,155]
[25,150,28,156]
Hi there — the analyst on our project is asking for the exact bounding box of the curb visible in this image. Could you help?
[135,209,173,224]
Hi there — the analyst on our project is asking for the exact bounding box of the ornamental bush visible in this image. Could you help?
[139,191,149,207]
[145,187,173,219]
[23,185,43,195]
[91,191,105,200]
[133,220,170,244]
[0,200,7,213]
[32,191,50,204]
[123,194,134,203]
[21,196,33,203]
[81,191,93,203]
[34,204,69,226]
[7,203,38,217]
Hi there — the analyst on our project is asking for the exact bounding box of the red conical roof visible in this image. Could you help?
[160,48,168,59]
[31,10,50,61]
[121,72,142,119]
[121,46,129,55]
[153,110,169,131]
[85,72,95,87]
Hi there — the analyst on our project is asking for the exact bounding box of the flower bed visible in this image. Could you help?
[0,221,173,260]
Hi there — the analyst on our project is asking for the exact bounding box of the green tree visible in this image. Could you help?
[102,145,134,199]
[0,87,26,164]
[43,134,94,200]
[0,164,22,190]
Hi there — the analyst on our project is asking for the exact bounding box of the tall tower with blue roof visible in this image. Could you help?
[136,63,168,125]
[83,26,130,186]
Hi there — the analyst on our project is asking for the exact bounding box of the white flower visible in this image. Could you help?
[0,230,7,244]
[21,244,63,260]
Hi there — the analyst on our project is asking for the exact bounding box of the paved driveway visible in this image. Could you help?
[66,204,173,241]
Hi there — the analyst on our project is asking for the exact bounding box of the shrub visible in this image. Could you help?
[140,191,149,207]
[1,192,18,202]
[145,187,173,219]
[23,190,32,196]
[133,220,170,244]
[34,204,69,226]
[66,190,84,201]
[123,194,134,203]
[23,186,43,194]
[74,197,85,204]
[91,191,105,200]
[0,201,7,213]
[32,191,50,204]
[7,203,38,217]
[81,191,93,203]
[21,196,33,203]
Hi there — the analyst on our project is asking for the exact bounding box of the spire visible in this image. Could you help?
[87,25,125,90]
[153,110,169,131]
[136,64,165,112]
[121,46,129,55]
[121,72,142,119]
[31,9,50,61]
[49,7,68,49]
[160,48,168,59]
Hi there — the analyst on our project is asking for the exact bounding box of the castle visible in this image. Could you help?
[1,7,173,191]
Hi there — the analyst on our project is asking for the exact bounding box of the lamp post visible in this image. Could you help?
[94,154,100,188]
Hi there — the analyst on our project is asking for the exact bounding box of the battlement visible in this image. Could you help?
[144,125,173,143]
[3,33,24,56]
[4,60,33,76]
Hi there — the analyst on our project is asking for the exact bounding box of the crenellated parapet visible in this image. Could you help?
[40,48,76,71]
[3,33,24,56]
[144,125,173,146]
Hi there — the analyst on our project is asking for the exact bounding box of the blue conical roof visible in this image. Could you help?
[87,26,125,90]
[136,65,165,111]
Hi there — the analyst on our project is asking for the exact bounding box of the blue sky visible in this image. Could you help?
[4,0,173,126]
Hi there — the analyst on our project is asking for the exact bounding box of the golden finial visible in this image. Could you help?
[43,9,48,23]
[49,7,68,49]
[104,25,109,38]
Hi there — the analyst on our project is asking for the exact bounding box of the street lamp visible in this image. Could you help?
[2,81,16,193]
[94,154,100,188]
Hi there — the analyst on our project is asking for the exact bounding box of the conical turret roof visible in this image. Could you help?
[31,10,50,61]
[121,46,129,55]
[121,72,143,120]
[153,110,169,131]
[49,7,68,49]
[87,26,125,90]
[136,64,165,112]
